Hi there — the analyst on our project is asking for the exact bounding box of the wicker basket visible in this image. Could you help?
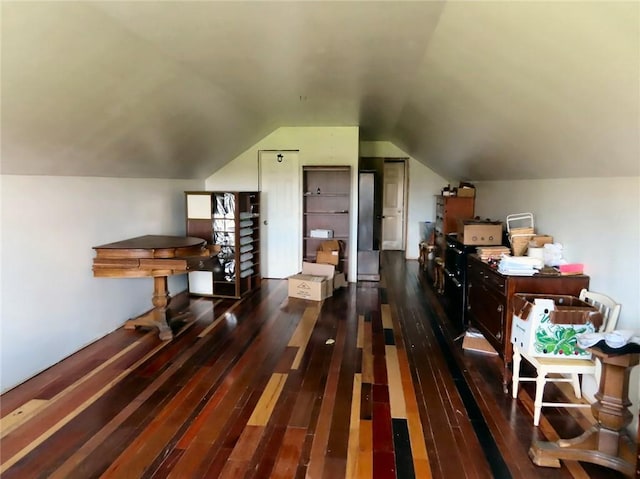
[509,227,535,256]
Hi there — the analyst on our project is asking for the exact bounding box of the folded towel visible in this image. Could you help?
[239,244,254,254]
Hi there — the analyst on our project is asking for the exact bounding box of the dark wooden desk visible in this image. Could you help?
[529,346,639,476]
[92,235,214,340]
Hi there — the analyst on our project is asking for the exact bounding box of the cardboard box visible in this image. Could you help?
[458,220,503,245]
[303,261,335,290]
[288,262,335,301]
[288,275,330,301]
[462,332,498,355]
[511,234,553,256]
[317,250,339,266]
[319,239,341,252]
[310,229,333,238]
[333,271,347,289]
[510,294,603,359]
[316,239,342,267]
[456,187,476,198]
[529,235,553,247]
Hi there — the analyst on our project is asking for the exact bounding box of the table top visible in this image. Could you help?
[93,235,205,250]
[589,342,640,360]
[92,235,210,277]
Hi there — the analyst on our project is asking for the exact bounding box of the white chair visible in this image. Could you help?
[511,288,621,426]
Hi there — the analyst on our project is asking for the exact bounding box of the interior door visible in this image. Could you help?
[259,150,300,278]
[382,160,406,250]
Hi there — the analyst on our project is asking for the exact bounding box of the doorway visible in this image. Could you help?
[382,160,407,250]
[258,150,300,278]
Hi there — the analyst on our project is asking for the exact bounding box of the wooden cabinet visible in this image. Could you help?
[466,254,589,389]
[434,195,475,252]
[302,166,351,276]
[185,191,260,299]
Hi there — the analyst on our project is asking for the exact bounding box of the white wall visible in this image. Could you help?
[475,176,640,430]
[206,127,360,276]
[0,175,201,392]
[359,141,449,259]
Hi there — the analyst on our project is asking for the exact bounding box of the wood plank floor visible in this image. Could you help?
[0,252,626,478]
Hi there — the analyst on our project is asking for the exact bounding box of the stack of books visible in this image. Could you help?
[476,246,511,262]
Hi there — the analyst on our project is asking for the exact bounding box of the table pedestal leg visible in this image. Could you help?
[124,276,190,341]
[528,350,639,476]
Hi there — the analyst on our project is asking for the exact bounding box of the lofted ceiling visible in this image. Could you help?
[1,1,638,181]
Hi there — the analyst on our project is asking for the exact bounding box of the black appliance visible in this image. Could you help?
[442,234,477,333]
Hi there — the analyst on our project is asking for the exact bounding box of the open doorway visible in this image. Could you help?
[358,157,408,252]
[381,160,406,250]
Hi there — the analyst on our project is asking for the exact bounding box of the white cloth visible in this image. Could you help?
[604,330,640,348]
[577,330,640,349]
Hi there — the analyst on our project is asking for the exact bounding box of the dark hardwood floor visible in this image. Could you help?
[0,252,627,478]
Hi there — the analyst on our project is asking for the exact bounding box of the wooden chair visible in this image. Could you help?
[511,288,621,426]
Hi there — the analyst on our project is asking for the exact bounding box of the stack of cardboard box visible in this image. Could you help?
[287,240,347,301]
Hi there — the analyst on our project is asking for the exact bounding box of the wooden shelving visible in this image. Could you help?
[302,166,351,276]
[185,191,260,299]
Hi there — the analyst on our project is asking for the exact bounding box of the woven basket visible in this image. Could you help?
[509,227,535,256]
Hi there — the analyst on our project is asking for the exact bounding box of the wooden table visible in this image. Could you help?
[92,235,215,341]
[529,346,639,476]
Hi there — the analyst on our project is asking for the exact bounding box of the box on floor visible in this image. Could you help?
[288,262,335,301]
[462,331,498,355]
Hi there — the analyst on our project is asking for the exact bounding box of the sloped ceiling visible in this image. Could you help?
[1,1,638,180]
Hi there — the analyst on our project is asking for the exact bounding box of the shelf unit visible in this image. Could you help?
[302,166,351,276]
[185,191,260,299]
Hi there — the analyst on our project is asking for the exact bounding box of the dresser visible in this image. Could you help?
[432,195,475,292]
[435,195,475,249]
[465,254,590,391]
[434,196,474,267]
